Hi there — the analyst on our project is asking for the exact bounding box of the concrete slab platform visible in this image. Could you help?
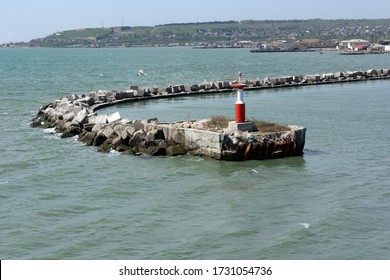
[228,121,256,132]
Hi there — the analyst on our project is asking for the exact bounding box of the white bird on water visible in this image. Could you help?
[137,69,146,76]
[299,223,311,229]
[250,169,259,174]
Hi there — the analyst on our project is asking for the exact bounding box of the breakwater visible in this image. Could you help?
[95,68,390,109]
[31,68,390,160]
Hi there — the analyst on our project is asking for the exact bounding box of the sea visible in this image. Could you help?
[0,47,389,260]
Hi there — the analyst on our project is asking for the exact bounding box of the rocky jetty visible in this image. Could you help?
[31,68,390,160]
[32,95,306,160]
[31,88,306,160]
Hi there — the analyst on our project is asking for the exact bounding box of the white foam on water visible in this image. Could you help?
[108,149,121,156]
[43,128,56,134]
[299,223,311,229]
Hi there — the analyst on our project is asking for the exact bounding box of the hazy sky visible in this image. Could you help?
[1,0,390,43]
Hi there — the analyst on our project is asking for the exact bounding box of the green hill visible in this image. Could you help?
[18,18,390,47]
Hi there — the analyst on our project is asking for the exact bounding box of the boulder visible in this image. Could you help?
[119,128,131,143]
[63,112,75,122]
[128,131,145,148]
[93,132,107,146]
[95,115,108,124]
[150,87,159,95]
[166,142,187,156]
[322,73,335,80]
[73,109,88,125]
[96,95,107,103]
[270,77,280,85]
[172,85,181,93]
[135,89,144,97]
[367,69,378,76]
[143,88,151,96]
[129,120,144,134]
[77,96,95,107]
[83,123,95,132]
[63,124,82,137]
[184,85,191,92]
[179,85,186,92]
[138,140,166,156]
[78,131,96,146]
[115,142,130,152]
[304,75,314,82]
[91,123,104,134]
[146,128,165,141]
[200,82,214,90]
[102,125,116,139]
[114,91,124,100]
[223,81,232,89]
[353,71,365,77]
[107,112,121,123]
[190,84,199,91]
[215,81,224,89]
[292,75,303,82]
[111,136,124,149]
[262,77,271,85]
[166,86,174,94]
[122,90,136,98]
[120,119,132,125]
[55,103,71,115]
[113,123,124,135]
[279,77,287,84]
[254,80,262,86]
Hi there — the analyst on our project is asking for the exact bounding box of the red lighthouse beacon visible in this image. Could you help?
[230,72,246,123]
[229,72,255,132]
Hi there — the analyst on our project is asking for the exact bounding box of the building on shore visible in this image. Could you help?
[378,40,390,52]
[337,39,370,51]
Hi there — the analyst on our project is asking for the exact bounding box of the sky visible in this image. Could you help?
[1,0,390,44]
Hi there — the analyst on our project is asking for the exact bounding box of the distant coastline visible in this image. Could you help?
[2,18,390,49]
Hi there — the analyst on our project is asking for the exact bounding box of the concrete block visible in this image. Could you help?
[72,109,88,125]
[95,115,108,124]
[228,121,256,132]
[107,112,121,123]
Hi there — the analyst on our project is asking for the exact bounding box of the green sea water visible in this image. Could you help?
[0,47,389,259]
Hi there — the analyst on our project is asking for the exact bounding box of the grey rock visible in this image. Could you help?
[62,112,75,122]
[95,115,108,124]
[73,109,88,125]
[129,120,144,133]
[107,112,121,123]
[128,131,145,148]
[102,125,116,139]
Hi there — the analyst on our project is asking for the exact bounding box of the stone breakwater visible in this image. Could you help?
[31,68,389,160]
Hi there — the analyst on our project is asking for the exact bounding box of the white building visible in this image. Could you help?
[379,40,390,52]
[337,39,370,51]
[369,44,385,51]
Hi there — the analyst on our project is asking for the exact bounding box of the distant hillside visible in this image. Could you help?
[7,19,390,48]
